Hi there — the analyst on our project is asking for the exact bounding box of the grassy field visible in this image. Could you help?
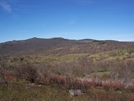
[0,81,134,101]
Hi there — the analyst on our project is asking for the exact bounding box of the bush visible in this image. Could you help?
[15,64,38,83]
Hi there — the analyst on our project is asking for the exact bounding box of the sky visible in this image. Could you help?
[0,0,134,42]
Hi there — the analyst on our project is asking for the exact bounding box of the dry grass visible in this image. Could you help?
[0,81,134,101]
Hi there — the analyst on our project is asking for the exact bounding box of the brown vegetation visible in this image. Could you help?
[0,38,134,100]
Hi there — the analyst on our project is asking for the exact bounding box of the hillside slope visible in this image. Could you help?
[0,37,134,56]
[0,37,81,56]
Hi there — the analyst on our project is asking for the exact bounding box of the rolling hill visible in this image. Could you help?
[0,37,134,56]
[1,37,134,101]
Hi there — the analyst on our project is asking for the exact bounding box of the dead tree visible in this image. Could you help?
[5,72,14,90]
[15,64,38,83]
[0,54,14,90]
[0,54,6,83]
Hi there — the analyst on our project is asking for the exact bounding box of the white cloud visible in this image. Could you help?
[0,1,11,12]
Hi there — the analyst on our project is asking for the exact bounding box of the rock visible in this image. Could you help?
[69,89,83,96]
[38,85,41,87]
[117,91,122,94]
[28,83,35,86]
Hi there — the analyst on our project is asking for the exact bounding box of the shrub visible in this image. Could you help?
[15,64,38,83]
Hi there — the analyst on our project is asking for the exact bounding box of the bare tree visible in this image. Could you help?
[0,54,6,83]
[15,64,38,83]
[0,54,14,90]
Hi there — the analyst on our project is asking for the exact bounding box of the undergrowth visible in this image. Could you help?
[0,81,134,101]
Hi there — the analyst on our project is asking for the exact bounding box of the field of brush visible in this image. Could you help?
[1,38,134,100]
[1,81,134,101]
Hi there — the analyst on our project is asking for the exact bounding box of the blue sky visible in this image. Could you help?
[0,0,134,42]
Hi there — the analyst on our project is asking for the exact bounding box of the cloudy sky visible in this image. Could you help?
[0,0,134,42]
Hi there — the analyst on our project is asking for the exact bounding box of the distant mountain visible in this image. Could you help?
[0,37,134,56]
[0,37,81,56]
[77,39,95,43]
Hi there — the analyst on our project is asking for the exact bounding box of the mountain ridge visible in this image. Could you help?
[0,37,134,56]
